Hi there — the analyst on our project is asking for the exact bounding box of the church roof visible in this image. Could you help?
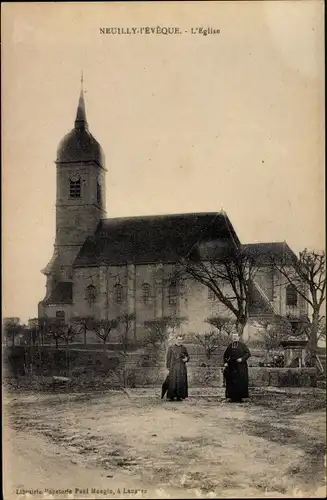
[56,129,105,166]
[73,212,240,267]
[42,282,73,305]
[242,242,297,265]
[56,82,105,167]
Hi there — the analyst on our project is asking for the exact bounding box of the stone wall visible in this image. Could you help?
[4,346,317,389]
[124,365,317,388]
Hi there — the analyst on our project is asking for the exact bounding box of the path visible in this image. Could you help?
[3,388,326,499]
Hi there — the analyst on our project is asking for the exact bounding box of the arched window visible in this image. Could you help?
[286,284,298,306]
[69,177,81,198]
[142,283,151,304]
[114,284,123,304]
[168,282,177,305]
[208,288,216,301]
[85,285,97,305]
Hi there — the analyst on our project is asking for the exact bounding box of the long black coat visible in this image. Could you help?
[223,341,251,401]
[166,344,190,400]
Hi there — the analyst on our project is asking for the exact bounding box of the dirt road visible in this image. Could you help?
[3,388,326,499]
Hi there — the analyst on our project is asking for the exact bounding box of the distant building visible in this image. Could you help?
[3,317,20,327]
[38,85,307,342]
[3,317,23,346]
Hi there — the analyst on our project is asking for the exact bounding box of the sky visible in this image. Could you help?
[2,1,325,323]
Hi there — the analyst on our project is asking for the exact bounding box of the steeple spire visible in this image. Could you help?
[75,70,88,130]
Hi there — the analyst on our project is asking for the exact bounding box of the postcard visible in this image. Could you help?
[2,1,325,499]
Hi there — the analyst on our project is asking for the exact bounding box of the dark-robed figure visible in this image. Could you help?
[223,332,251,403]
[164,335,190,401]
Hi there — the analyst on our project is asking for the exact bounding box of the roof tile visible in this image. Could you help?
[73,212,240,267]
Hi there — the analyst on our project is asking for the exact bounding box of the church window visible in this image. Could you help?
[208,288,216,301]
[142,283,151,304]
[85,285,97,305]
[69,178,81,198]
[114,284,123,304]
[168,282,177,305]
[286,284,297,306]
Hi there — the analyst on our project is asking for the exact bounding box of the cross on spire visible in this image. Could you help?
[75,71,88,130]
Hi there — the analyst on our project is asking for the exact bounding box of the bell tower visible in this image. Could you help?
[39,77,106,311]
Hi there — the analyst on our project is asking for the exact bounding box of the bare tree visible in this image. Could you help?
[71,316,94,346]
[272,249,326,366]
[28,325,39,347]
[115,314,136,388]
[38,316,58,347]
[91,318,119,351]
[257,316,292,361]
[4,320,23,347]
[293,316,326,346]
[24,325,40,376]
[195,316,233,362]
[144,316,187,345]
[179,247,258,337]
[46,319,62,349]
[167,316,188,333]
[195,331,221,362]
[58,323,80,373]
[144,317,173,348]
[318,318,326,343]
[205,316,236,337]
[59,324,79,346]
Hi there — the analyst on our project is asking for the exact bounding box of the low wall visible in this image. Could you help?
[124,365,318,388]
[3,347,317,388]
[248,367,317,388]
[3,346,121,378]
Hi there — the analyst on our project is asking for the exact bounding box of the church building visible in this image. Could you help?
[38,85,307,342]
